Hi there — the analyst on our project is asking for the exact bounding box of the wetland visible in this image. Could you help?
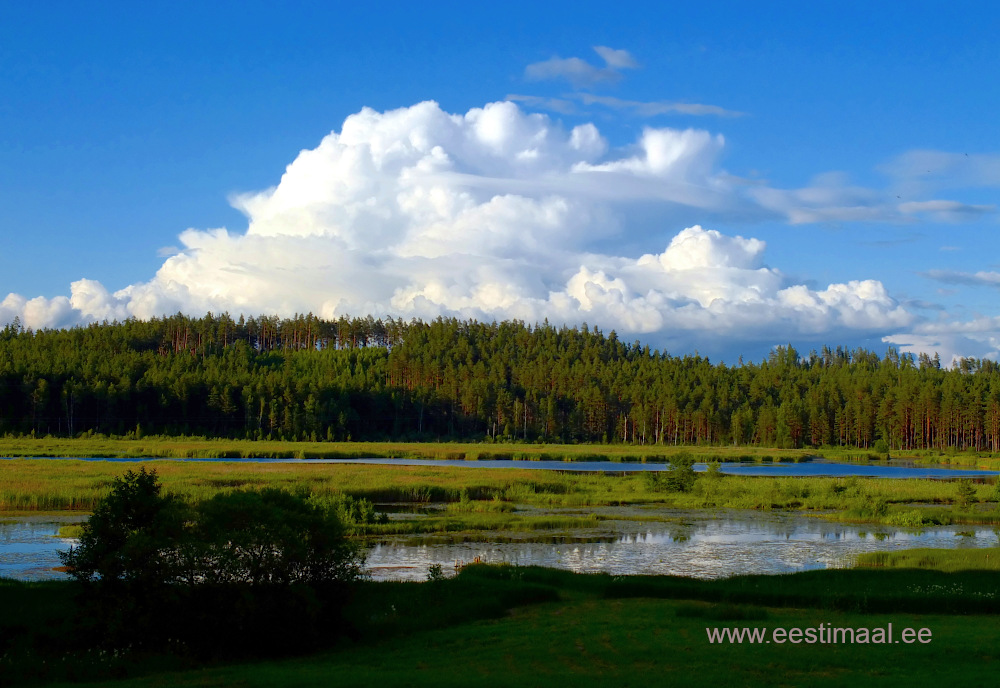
[5,453,1000,582]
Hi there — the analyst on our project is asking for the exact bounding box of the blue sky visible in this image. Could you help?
[2,1,999,363]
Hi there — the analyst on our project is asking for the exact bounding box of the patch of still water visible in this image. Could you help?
[0,514,86,580]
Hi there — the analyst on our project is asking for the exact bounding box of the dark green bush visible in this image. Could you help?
[60,468,365,655]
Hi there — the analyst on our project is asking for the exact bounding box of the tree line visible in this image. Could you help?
[2,312,1000,451]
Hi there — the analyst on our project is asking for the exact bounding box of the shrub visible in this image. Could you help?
[62,469,365,588]
[190,489,366,585]
[955,480,977,509]
[665,453,698,492]
[884,509,926,527]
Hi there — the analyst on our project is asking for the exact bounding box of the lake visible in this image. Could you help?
[4,507,997,583]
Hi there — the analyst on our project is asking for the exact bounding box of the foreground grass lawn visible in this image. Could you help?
[7,564,1000,687]
[58,590,997,688]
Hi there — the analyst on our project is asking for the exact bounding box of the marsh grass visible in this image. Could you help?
[444,494,514,513]
[55,523,84,538]
[353,512,602,536]
[4,458,1000,532]
[855,547,1000,572]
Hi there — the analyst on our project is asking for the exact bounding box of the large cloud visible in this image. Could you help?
[2,100,918,355]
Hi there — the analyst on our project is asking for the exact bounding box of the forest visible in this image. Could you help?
[1,312,999,451]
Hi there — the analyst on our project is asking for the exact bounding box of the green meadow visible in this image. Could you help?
[4,564,999,687]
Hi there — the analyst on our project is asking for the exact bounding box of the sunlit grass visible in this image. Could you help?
[855,547,1000,572]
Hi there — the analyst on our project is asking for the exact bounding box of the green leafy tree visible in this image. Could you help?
[9,311,1000,452]
[60,467,187,588]
[62,468,364,588]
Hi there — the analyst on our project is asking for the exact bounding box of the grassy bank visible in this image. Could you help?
[0,435,816,463]
[4,565,999,687]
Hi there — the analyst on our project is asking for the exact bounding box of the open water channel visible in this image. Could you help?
[3,457,999,582]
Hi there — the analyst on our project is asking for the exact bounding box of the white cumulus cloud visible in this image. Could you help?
[2,100,924,356]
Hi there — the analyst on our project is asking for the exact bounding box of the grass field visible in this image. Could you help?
[5,564,998,687]
[58,601,999,688]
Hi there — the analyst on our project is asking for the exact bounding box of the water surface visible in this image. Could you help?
[0,514,85,580]
[6,456,999,478]
[364,507,1000,581]
[368,507,998,580]
[4,508,996,583]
